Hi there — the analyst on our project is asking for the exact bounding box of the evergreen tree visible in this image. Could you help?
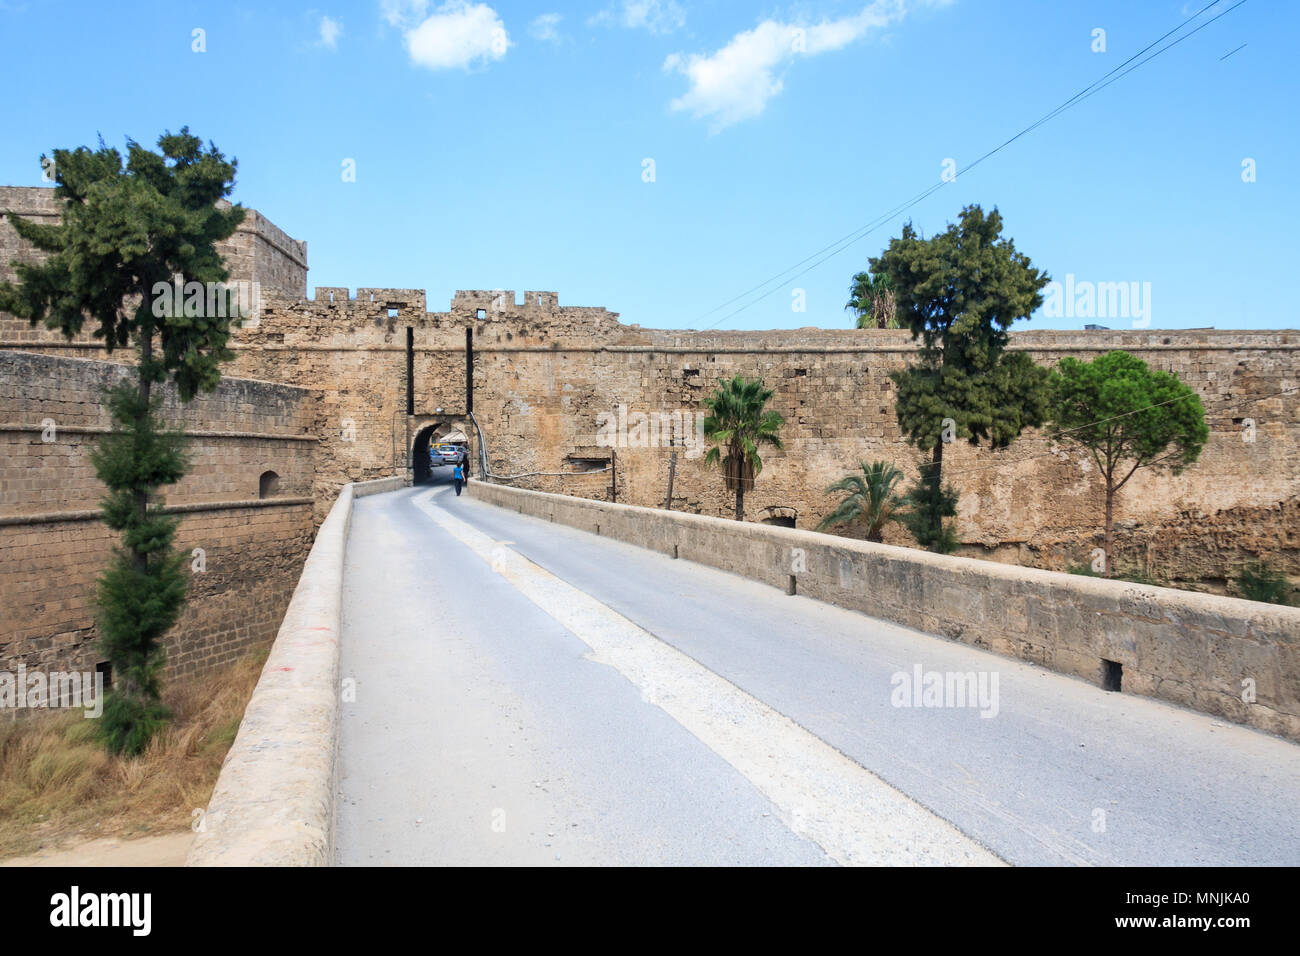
[872,205,1050,552]
[1047,350,1208,577]
[897,471,961,554]
[0,130,245,753]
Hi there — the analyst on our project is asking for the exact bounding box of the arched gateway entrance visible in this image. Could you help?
[412,421,470,484]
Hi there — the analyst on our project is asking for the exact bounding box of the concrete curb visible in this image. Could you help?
[186,475,407,866]
[467,479,1300,742]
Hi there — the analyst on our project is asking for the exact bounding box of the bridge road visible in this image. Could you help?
[334,481,1300,866]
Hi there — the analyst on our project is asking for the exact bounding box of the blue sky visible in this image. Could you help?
[0,0,1293,331]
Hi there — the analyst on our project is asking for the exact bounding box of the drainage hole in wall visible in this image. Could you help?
[1102,659,1123,692]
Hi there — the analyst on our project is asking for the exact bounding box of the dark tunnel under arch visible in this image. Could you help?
[412,422,468,484]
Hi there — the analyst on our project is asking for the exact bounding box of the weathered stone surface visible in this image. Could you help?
[0,351,317,680]
[186,476,404,867]
[468,478,1300,742]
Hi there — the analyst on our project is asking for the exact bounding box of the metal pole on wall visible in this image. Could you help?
[664,449,677,510]
[406,327,415,416]
[465,326,474,415]
[610,449,616,503]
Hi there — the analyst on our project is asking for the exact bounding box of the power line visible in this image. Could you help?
[693,0,1247,330]
[1064,0,1247,109]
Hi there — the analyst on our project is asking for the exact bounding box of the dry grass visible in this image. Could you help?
[0,647,269,859]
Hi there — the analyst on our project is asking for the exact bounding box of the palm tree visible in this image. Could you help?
[702,376,785,521]
[846,270,899,329]
[817,461,907,542]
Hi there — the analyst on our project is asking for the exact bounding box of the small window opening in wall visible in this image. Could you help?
[1102,659,1123,692]
[96,661,113,692]
[476,308,487,320]
[388,308,399,319]
[259,470,281,499]
[763,515,796,528]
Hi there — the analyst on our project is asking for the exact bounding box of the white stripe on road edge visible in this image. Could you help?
[416,490,1003,867]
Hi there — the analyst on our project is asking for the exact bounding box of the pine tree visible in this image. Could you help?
[0,130,245,753]
[1047,350,1208,577]
[873,205,1050,552]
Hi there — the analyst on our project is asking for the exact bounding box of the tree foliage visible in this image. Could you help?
[1048,350,1209,575]
[1,131,245,397]
[872,204,1050,551]
[846,270,899,329]
[91,385,189,728]
[897,472,961,555]
[817,461,906,542]
[0,129,244,753]
[702,376,784,521]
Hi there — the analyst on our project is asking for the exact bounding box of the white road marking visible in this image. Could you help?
[416,490,1004,866]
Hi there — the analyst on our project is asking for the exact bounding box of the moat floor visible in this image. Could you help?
[0,832,192,867]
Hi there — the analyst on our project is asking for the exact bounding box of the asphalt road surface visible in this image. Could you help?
[333,479,1300,866]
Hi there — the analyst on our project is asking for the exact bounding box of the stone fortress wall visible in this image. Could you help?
[1,187,317,682]
[223,283,1299,590]
[1,184,1296,685]
[0,350,316,682]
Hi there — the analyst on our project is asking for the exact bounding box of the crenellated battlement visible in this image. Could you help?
[451,290,560,315]
[310,287,427,311]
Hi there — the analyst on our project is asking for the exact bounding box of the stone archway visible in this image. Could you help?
[411,421,469,484]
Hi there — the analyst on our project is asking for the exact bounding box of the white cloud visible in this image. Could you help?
[590,0,685,35]
[530,13,562,42]
[319,15,343,49]
[382,0,427,28]
[665,1,934,131]
[395,1,510,71]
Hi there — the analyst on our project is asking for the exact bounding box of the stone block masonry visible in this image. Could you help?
[468,479,1300,742]
[224,286,1300,591]
[9,277,1292,587]
[0,350,317,681]
[0,185,305,348]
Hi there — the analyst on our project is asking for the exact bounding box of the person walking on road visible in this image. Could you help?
[452,461,464,496]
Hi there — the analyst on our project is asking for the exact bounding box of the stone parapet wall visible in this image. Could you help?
[186,475,406,867]
[468,479,1300,742]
